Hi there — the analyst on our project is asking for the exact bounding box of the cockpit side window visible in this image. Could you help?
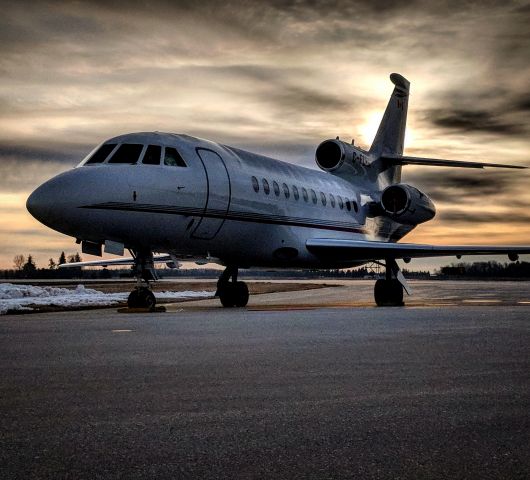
[108,144,144,164]
[142,145,161,165]
[164,147,187,167]
[85,143,117,164]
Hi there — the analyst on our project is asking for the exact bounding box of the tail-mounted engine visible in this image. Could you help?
[315,139,369,175]
[380,183,435,225]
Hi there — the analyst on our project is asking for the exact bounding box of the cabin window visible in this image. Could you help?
[292,185,299,200]
[142,145,161,165]
[273,181,280,196]
[311,189,317,204]
[282,183,290,199]
[108,143,144,164]
[320,192,327,206]
[337,195,344,209]
[329,193,336,208]
[352,200,359,213]
[164,147,187,167]
[302,187,308,202]
[252,176,259,192]
[263,178,270,195]
[345,199,351,211]
[86,143,117,164]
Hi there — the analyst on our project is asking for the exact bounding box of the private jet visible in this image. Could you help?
[26,73,530,309]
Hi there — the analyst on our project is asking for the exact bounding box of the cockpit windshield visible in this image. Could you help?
[164,147,187,167]
[142,145,161,165]
[82,141,188,167]
[85,143,116,164]
[108,144,144,164]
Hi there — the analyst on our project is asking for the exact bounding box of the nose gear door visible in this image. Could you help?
[191,148,231,240]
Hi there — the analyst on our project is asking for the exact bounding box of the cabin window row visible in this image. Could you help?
[251,176,359,212]
[85,143,187,167]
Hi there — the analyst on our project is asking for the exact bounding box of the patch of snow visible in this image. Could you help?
[0,283,212,315]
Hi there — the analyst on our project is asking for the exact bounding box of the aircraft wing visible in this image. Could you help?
[58,254,172,268]
[382,154,526,169]
[306,238,530,262]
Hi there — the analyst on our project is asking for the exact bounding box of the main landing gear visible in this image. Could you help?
[373,259,410,307]
[216,266,249,307]
[127,250,159,310]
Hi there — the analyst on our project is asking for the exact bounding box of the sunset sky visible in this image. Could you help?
[1,0,529,271]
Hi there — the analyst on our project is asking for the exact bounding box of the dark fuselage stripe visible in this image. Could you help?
[81,202,367,234]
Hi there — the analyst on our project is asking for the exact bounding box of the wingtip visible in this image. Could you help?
[390,73,410,91]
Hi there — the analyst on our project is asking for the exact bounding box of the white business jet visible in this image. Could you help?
[27,73,530,309]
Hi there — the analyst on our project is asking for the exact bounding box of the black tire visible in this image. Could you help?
[233,281,249,307]
[374,279,404,307]
[127,290,140,308]
[374,279,388,306]
[128,288,156,309]
[219,282,249,308]
[139,289,156,310]
[388,279,404,306]
[219,284,235,308]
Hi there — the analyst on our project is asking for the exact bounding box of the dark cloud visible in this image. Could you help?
[0,157,76,192]
[438,210,530,225]
[403,169,527,203]
[511,95,530,112]
[0,142,90,164]
[426,108,525,136]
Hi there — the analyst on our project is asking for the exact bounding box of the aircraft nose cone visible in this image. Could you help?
[26,174,75,233]
[26,182,52,223]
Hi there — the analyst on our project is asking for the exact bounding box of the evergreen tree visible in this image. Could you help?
[58,251,66,265]
[22,255,37,276]
[48,258,56,270]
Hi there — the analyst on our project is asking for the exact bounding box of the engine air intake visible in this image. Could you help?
[381,185,409,215]
[315,140,344,171]
[380,183,436,225]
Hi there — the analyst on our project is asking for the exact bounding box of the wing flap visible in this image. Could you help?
[382,154,526,169]
[306,238,530,262]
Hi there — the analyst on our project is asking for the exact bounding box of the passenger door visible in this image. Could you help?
[191,148,231,240]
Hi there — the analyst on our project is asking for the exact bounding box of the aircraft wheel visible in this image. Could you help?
[374,279,404,307]
[219,284,235,308]
[127,290,141,308]
[233,281,249,307]
[128,288,156,310]
[139,289,156,310]
[219,282,249,308]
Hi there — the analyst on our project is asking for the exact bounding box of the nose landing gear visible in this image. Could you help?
[127,250,159,310]
[216,265,249,307]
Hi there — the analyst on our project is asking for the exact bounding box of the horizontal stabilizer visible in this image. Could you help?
[306,238,530,262]
[382,154,526,169]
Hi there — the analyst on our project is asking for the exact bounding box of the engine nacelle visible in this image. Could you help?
[315,139,369,173]
[380,183,436,225]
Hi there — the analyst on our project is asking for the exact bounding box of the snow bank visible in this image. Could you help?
[0,283,212,314]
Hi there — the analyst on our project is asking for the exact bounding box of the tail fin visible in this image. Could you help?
[369,73,410,157]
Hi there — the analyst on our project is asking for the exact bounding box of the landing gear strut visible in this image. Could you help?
[216,266,249,308]
[374,259,407,307]
[127,249,158,310]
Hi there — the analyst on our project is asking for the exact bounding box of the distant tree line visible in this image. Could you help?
[2,254,529,280]
[2,252,86,279]
[437,261,530,278]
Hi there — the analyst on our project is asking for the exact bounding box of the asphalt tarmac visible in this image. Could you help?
[1,281,529,479]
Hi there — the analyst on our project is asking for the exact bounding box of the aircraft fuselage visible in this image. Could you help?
[27,131,407,269]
